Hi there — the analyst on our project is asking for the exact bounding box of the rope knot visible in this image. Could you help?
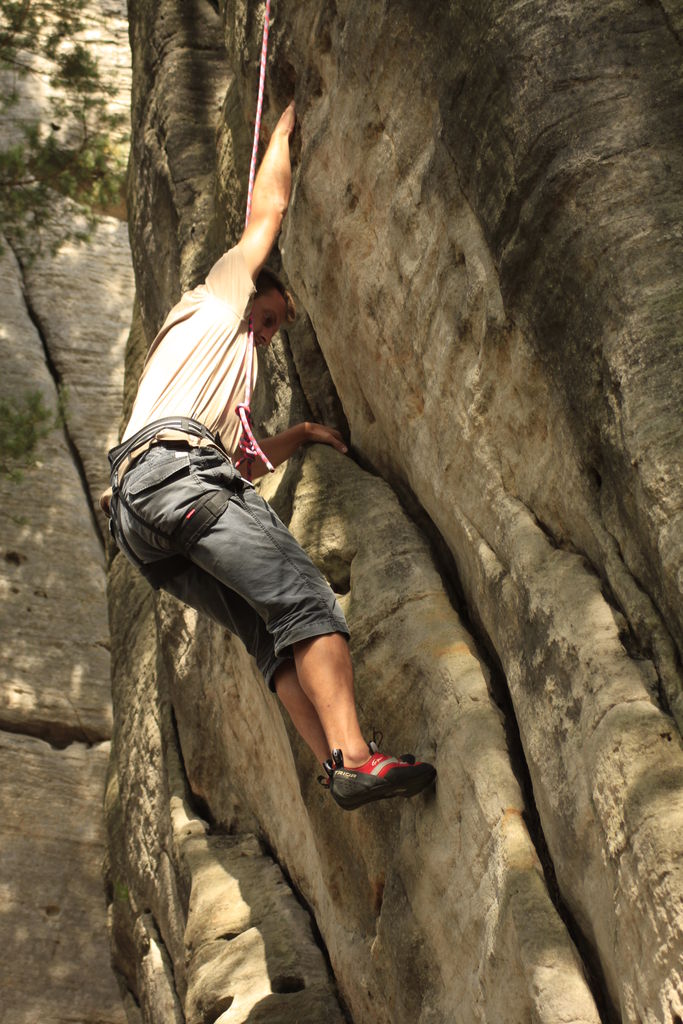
[235,402,275,478]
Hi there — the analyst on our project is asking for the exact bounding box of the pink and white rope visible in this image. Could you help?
[236,0,274,477]
[245,0,270,229]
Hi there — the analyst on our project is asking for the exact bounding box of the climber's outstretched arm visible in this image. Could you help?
[243,423,348,480]
[236,101,295,282]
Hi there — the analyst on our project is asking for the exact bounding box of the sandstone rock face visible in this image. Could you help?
[108,0,683,1021]
[0,2,133,1020]
[0,241,113,744]
[23,214,136,532]
[0,732,123,1023]
[0,237,126,1021]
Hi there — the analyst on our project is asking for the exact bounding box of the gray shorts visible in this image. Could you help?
[111,443,349,689]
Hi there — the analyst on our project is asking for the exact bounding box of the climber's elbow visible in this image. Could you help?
[238,210,285,281]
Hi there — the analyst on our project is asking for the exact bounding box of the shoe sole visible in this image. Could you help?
[331,764,436,811]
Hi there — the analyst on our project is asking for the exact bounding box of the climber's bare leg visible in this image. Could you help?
[274,660,330,764]
[291,633,369,767]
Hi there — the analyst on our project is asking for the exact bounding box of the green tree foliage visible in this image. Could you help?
[0,2,127,479]
[0,0,128,255]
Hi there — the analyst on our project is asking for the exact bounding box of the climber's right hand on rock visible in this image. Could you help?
[303,422,348,455]
[275,100,296,137]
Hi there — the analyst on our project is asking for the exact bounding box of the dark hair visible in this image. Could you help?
[255,266,296,323]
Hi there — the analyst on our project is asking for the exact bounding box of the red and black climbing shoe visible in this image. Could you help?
[328,747,436,810]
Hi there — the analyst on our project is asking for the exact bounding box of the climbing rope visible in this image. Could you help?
[235,0,274,479]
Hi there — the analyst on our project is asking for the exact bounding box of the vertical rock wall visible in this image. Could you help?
[0,2,134,1021]
[107,0,683,1022]
[0,240,132,1022]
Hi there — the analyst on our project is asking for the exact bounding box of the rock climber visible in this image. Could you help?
[103,101,436,809]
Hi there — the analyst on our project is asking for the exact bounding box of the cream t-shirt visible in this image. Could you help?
[122,246,257,457]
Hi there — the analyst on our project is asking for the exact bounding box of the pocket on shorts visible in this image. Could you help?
[125,450,191,496]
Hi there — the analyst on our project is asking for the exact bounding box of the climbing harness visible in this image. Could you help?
[235,0,275,480]
[107,416,234,588]
[108,415,224,487]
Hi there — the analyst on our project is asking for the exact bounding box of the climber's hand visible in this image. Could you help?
[303,422,348,455]
[275,100,296,137]
[245,422,348,480]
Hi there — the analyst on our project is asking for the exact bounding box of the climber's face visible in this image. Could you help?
[251,289,287,347]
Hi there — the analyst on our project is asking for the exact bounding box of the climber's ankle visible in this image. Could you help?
[338,745,372,769]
